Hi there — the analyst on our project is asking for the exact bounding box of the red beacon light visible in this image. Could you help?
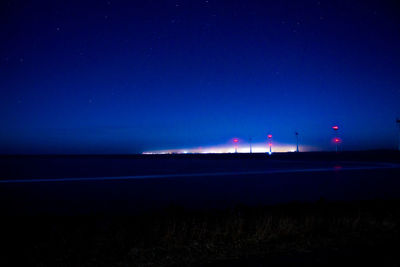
[334,137,341,143]
[332,125,339,131]
[267,134,272,139]
[233,138,239,143]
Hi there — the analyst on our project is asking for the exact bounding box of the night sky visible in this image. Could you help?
[1,0,400,154]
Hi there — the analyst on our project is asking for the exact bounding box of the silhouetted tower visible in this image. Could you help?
[233,138,239,153]
[267,134,272,155]
[332,125,340,152]
[397,118,400,151]
[249,137,253,153]
[295,132,299,152]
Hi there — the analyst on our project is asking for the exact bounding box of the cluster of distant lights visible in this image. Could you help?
[143,143,298,155]
[143,126,341,155]
[145,135,303,155]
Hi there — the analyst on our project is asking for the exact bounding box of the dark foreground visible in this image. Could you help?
[2,200,400,266]
[1,151,400,266]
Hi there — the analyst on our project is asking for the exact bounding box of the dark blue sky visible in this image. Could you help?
[1,0,400,153]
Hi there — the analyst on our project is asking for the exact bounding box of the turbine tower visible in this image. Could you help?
[332,125,340,152]
[233,138,239,153]
[249,137,252,154]
[295,132,299,152]
[267,134,272,155]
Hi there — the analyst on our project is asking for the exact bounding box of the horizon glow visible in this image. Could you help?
[143,142,318,154]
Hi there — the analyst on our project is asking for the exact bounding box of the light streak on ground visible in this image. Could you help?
[1,163,399,183]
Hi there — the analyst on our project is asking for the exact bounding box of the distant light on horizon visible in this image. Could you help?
[143,142,318,154]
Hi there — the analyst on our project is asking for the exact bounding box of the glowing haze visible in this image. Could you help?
[143,141,317,154]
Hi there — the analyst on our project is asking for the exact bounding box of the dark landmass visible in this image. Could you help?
[1,150,400,161]
[1,150,399,180]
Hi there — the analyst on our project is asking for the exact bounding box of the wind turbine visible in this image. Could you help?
[332,125,340,152]
[233,138,239,153]
[267,134,272,155]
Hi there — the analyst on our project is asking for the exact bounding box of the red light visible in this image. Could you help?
[267,134,272,139]
[334,138,341,143]
[332,126,339,130]
[233,138,238,143]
